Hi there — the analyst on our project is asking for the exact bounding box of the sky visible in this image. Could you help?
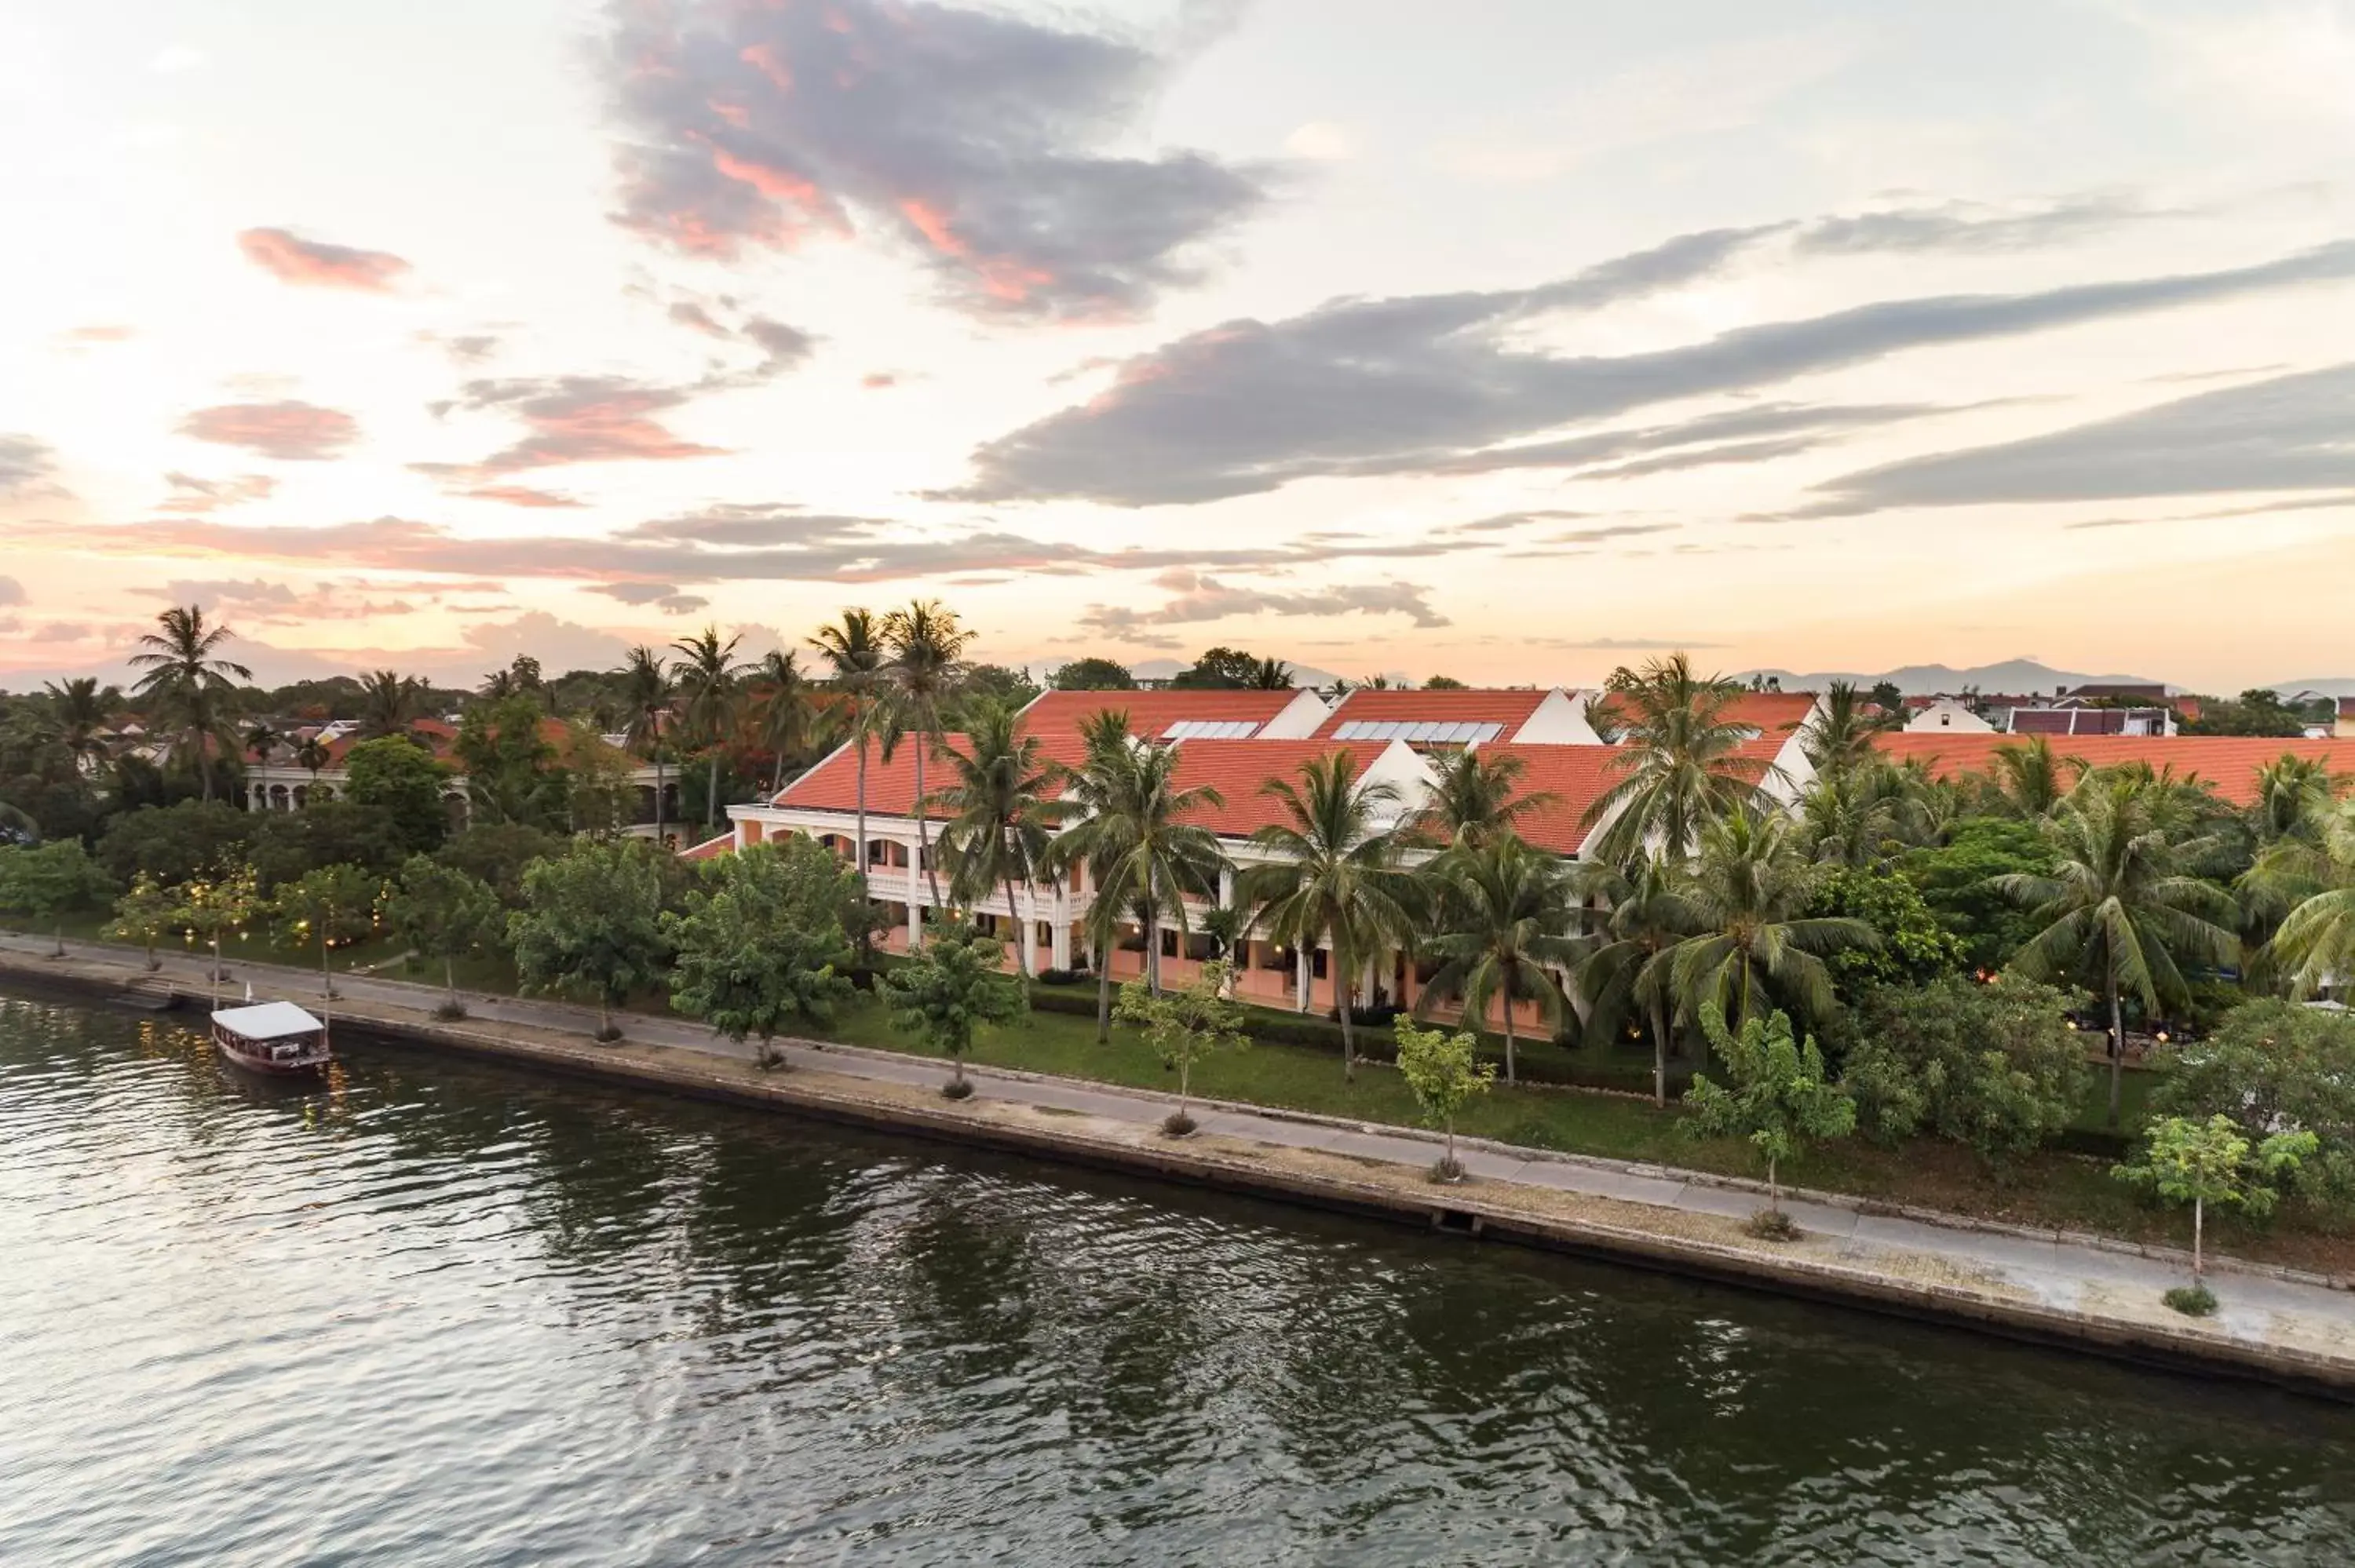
[3,0,2353,693]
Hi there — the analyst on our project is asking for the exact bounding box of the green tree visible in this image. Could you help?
[881,598,976,921]
[1422,674,1466,691]
[1169,647,1262,690]
[293,735,331,792]
[670,624,747,830]
[1050,715,1225,1031]
[2180,688,2308,738]
[2151,998,2355,1213]
[1833,975,2088,1169]
[436,822,568,907]
[1240,752,1419,1080]
[127,605,251,803]
[882,916,1026,1096]
[1900,816,2056,971]
[1683,1009,1857,1231]
[1982,737,2083,819]
[249,800,403,891]
[1415,833,1579,1084]
[1799,680,1892,782]
[665,838,860,1064]
[344,735,453,855]
[1411,748,1554,849]
[509,841,668,1040]
[1584,652,1776,864]
[274,863,383,1007]
[382,855,504,1016]
[108,871,177,970]
[1666,809,1879,1039]
[1572,852,1699,1106]
[0,840,115,955]
[1995,773,2240,1126]
[750,649,826,793]
[931,701,1061,975]
[172,866,262,1000]
[618,645,675,844]
[812,607,887,958]
[1393,1016,1496,1181]
[1115,960,1248,1132]
[2114,1114,2316,1299]
[455,694,564,830]
[354,669,425,738]
[1806,863,1963,994]
[1050,657,1136,691]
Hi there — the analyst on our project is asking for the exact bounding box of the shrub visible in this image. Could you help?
[1036,967,1082,986]
[1833,975,2088,1170]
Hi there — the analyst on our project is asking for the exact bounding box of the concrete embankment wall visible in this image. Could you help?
[6,947,2352,1403]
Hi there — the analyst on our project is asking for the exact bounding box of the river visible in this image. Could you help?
[3,990,2352,1566]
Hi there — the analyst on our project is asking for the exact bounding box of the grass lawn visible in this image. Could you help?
[13,915,2350,1271]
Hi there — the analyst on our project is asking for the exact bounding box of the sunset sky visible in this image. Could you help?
[4,0,2353,692]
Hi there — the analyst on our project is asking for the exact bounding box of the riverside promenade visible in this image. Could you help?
[7,929,2355,1398]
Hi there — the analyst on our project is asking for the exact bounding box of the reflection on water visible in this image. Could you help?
[3,991,2352,1566]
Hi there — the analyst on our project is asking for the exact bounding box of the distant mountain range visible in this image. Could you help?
[1729,658,2167,698]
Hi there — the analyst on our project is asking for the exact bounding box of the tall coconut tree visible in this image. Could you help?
[1583,653,1774,866]
[617,645,674,844]
[2251,753,2340,848]
[1983,736,2083,819]
[1995,773,2240,1126]
[1415,833,1581,1084]
[1572,852,1700,1106]
[293,735,330,796]
[43,677,114,775]
[1663,808,1879,1041]
[670,625,747,831]
[812,609,887,954]
[127,605,251,803]
[356,669,424,738]
[880,599,976,924]
[1049,716,1225,1033]
[750,648,825,793]
[1240,753,1421,1080]
[2268,801,2355,1004]
[1412,748,1555,850]
[930,701,1062,975]
[1798,679,1891,782]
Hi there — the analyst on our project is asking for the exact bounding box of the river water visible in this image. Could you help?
[4,990,2353,1566]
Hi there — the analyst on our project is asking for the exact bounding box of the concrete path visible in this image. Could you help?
[9,930,2351,1345]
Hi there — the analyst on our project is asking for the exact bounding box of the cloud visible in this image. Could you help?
[1,434,57,497]
[1082,570,1449,634]
[181,401,359,461]
[419,376,724,476]
[464,484,586,509]
[159,472,276,515]
[418,330,503,365]
[236,228,412,292]
[2064,492,2355,530]
[741,317,816,372]
[0,576,23,607]
[159,578,300,613]
[599,0,1268,321]
[862,372,899,390]
[1803,363,2355,514]
[942,237,2355,505]
[590,581,682,606]
[58,324,135,347]
[1796,195,2161,255]
[669,301,732,339]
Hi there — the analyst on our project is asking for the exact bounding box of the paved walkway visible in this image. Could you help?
[9,930,2353,1347]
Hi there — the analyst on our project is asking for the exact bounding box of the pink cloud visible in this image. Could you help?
[237,228,412,292]
[181,401,359,461]
[159,472,278,515]
[465,484,586,509]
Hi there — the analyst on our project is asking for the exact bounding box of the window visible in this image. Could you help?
[1163,719,1260,739]
[1331,719,1505,745]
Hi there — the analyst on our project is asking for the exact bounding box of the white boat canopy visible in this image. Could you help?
[210,1001,326,1038]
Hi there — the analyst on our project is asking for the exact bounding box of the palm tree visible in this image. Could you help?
[812,609,887,954]
[1995,773,2240,1126]
[670,625,747,831]
[2269,803,2355,1002]
[1799,680,1892,781]
[2251,753,2339,848]
[43,677,114,775]
[1664,808,1879,1041]
[293,735,330,797]
[751,649,823,793]
[1413,748,1555,849]
[1415,834,1580,1084]
[243,721,283,765]
[356,669,423,739]
[1984,736,2083,819]
[1572,852,1700,1106]
[1240,753,1421,1079]
[618,646,674,844]
[1050,716,1226,1035]
[880,599,976,924]
[931,702,1061,975]
[1794,762,1919,868]
[1584,653,1775,865]
[127,606,251,802]
[1248,657,1294,690]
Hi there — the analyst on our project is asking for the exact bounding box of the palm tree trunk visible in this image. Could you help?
[1650,1000,1670,1108]
[1096,960,1112,1045]
[1335,946,1356,1081]
[854,736,871,962]
[915,742,943,918]
[1501,1000,1518,1087]
[1002,874,1030,976]
[772,746,787,794]
[707,746,721,830]
[2107,977,2125,1129]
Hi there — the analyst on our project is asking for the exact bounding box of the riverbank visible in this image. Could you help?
[9,936,2355,1398]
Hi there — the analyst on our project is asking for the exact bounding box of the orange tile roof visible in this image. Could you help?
[1020,687,1304,740]
[1311,687,1550,738]
[679,833,736,862]
[1586,689,1815,760]
[774,727,1097,820]
[1473,743,1627,855]
[1163,740,1384,837]
[1870,733,2355,806]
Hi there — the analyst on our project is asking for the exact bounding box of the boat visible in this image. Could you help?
[210,1001,331,1076]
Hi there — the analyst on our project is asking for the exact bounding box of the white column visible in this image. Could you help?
[1020,889,1040,973]
[905,841,923,946]
[1295,946,1312,1012]
[1050,916,1072,971]
[1218,865,1235,908]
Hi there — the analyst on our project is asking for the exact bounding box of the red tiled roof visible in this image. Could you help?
[1473,743,1626,855]
[1020,687,1303,740]
[774,727,1097,819]
[1586,690,1814,765]
[1870,733,2355,806]
[1163,740,1383,837]
[1311,687,1548,738]
[680,833,735,862]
